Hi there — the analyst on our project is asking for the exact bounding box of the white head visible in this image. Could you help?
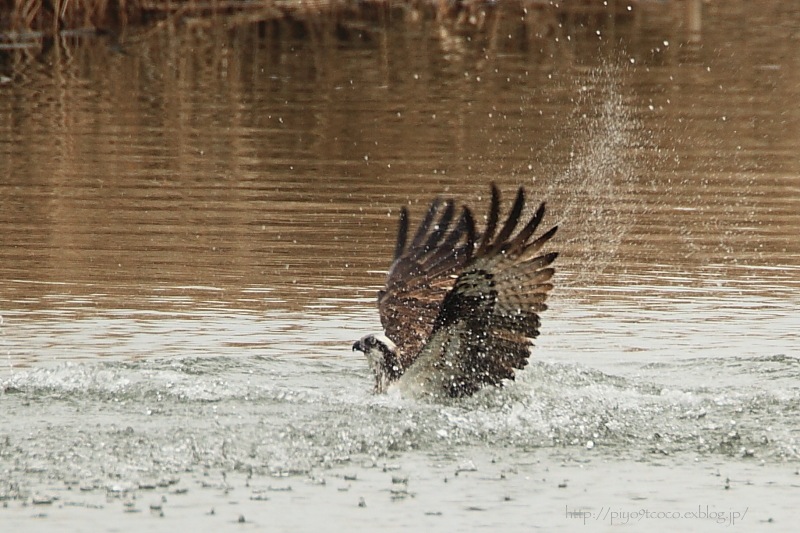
[352,334,402,393]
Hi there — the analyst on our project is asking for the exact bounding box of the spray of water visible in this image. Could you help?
[544,59,643,287]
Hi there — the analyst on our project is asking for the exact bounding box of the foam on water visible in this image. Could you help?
[3,345,798,501]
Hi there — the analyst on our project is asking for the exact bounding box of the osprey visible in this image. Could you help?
[352,183,558,399]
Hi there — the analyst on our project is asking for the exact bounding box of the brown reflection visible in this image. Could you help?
[1,1,799,315]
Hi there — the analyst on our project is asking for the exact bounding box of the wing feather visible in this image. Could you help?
[491,187,525,246]
[393,207,409,261]
[411,198,445,249]
[395,185,558,398]
[477,185,500,253]
[378,200,477,367]
[420,208,476,278]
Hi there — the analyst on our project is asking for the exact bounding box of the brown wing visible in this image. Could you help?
[377,196,478,368]
[397,186,558,398]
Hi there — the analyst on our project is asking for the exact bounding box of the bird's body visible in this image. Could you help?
[352,184,558,399]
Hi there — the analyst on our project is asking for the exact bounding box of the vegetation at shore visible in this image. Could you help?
[1,0,646,40]
[5,0,434,36]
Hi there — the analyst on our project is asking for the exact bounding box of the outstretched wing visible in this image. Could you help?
[377,196,477,368]
[397,186,558,398]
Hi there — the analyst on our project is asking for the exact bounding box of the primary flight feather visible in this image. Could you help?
[352,183,558,399]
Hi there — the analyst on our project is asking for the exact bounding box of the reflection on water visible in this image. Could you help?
[0,1,797,371]
[1,2,798,312]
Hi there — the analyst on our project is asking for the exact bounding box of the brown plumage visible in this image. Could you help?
[354,183,558,398]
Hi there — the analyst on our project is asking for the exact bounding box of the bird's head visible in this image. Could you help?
[352,334,403,393]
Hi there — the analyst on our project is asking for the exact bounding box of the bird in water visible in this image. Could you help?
[352,183,558,399]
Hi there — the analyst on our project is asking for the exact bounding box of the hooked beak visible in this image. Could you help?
[352,340,364,352]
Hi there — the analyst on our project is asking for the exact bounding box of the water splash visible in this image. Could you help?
[545,59,642,286]
[2,353,797,497]
[0,314,10,376]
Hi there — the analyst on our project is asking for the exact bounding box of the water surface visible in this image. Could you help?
[1,2,799,530]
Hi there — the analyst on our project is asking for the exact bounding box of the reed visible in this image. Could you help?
[0,0,372,35]
[0,0,647,39]
[0,0,668,54]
